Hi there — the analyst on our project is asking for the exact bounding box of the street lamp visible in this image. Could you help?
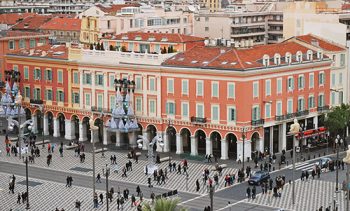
[241,126,247,170]
[23,152,30,209]
[103,163,110,211]
[209,185,214,211]
[335,135,343,192]
[343,146,350,211]
[89,116,98,206]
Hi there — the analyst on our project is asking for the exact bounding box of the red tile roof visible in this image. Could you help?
[11,15,53,31]
[96,3,140,15]
[0,30,49,39]
[342,4,350,10]
[296,34,345,52]
[0,13,34,25]
[163,41,324,70]
[7,44,68,60]
[108,32,205,43]
[40,17,81,31]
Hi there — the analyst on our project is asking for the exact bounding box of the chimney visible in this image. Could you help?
[311,39,319,47]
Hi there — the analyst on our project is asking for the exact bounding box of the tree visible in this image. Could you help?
[121,46,127,52]
[142,198,187,211]
[325,104,350,138]
[89,43,94,50]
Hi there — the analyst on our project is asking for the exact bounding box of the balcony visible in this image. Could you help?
[231,21,266,28]
[285,113,296,120]
[251,119,265,126]
[317,105,330,112]
[296,110,309,117]
[29,99,43,105]
[275,115,285,121]
[191,116,206,124]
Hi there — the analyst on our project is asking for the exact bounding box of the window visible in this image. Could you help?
[19,39,25,49]
[109,75,115,88]
[205,17,209,21]
[45,89,53,101]
[339,73,343,85]
[96,74,103,86]
[205,27,209,32]
[287,99,293,114]
[167,78,174,94]
[196,103,204,118]
[83,73,91,85]
[149,77,156,91]
[298,75,304,89]
[128,43,134,52]
[45,69,53,81]
[318,72,325,86]
[135,76,142,90]
[29,39,35,48]
[182,79,189,95]
[309,74,314,88]
[308,96,314,109]
[228,107,236,122]
[277,78,282,94]
[166,101,175,115]
[331,73,336,87]
[34,69,41,80]
[110,95,115,110]
[73,93,80,104]
[298,98,304,111]
[24,66,29,79]
[57,70,63,83]
[227,83,235,99]
[252,105,260,120]
[212,82,219,98]
[339,91,344,104]
[318,94,324,107]
[73,72,79,84]
[149,99,156,115]
[97,94,102,109]
[340,54,345,67]
[39,38,46,44]
[276,101,282,116]
[85,93,91,106]
[265,103,271,118]
[181,102,189,118]
[33,88,41,100]
[8,40,14,50]
[253,81,259,98]
[13,65,18,72]
[287,77,294,91]
[211,105,219,122]
[196,80,203,96]
[136,98,142,113]
[57,90,64,102]
[24,87,30,98]
[331,91,336,105]
[265,80,271,96]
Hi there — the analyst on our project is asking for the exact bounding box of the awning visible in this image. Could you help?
[297,127,328,138]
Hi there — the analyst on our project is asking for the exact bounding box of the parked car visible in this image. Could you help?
[316,157,332,169]
[248,171,270,185]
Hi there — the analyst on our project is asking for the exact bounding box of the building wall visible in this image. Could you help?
[193,15,231,40]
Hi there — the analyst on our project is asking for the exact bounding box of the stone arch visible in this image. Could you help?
[82,116,91,141]
[34,109,43,134]
[24,108,32,120]
[166,126,177,152]
[71,115,80,140]
[93,117,103,143]
[57,112,65,137]
[146,124,157,151]
[251,132,260,154]
[210,131,222,158]
[226,133,238,159]
[46,111,54,136]
[195,129,206,155]
[180,127,191,153]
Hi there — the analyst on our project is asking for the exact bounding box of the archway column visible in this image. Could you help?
[206,137,212,156]
[237,139,252,161]
[91,129,98,143]
[53,117,59,137]
[116,130,121,147]
[43,114,49,136]
[156,132,163,152]
[103,127,108,145]
[65,119,76,140]
[142,130,149,150]
[190,136,198,156]
[220,139,228,160]
[31,115,38,134]
[176,133,183,154]
[281,122,287,151]
[128,131,137,148]
[163,132,169,152]
[79,122,87,142]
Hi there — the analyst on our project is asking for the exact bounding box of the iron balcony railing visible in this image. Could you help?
[191,116,206,124]
[251,119,265,126]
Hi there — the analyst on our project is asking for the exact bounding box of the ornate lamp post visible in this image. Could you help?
[335,135,343,192]
[343,147,350,211]
[241,126,247,170]
[102,163,110,211]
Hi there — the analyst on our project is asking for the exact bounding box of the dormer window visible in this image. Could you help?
[274,53,281,65]
[135,36,142,41]
[122,35,128,40]
[296,51,303,63]
[262,54,270,67]
[307,50,313,61]
[148,36,156,41]
[317,51,323,60]
[161,37,168,42]
[285,52,292,64]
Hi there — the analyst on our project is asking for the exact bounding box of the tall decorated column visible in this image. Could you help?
[191,136,198,156]
[53,117,59,137]
[176,133,183,154]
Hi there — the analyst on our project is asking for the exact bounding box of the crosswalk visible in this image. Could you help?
[288,162,316,172]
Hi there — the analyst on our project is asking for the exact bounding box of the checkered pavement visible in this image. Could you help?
[0,140,253,195]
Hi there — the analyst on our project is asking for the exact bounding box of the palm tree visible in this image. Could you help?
[142,198,187,211]
[325,103,350,138]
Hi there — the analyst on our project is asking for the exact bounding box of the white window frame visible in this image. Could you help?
[211,104,220,123]
[277,78,282,94]
[166,100,176,116]
[287,76,294,92]
[149,99,156,116]
[196,80,204,96]
[181,101,189,120]
[276,101,282,116]
[265,103,271,118]
[319,72,325,86]
[308,95,314,109]
[196,103,204,118]
[287,98,293,114]
[211,82,219,98]
[167,78,174,94]
[253,81,259,98]
[309,73,314,89]
[149,77,156,91]
[227,106,236,124]
[135,75,142,91]
[265,79,271,96]
[298,75,304,90]
[181,79,189,95]
[227,82,235,99]
[135,97,142,114]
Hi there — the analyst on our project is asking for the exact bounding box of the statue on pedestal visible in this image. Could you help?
[289,118,300,135]
[343,148,350,163]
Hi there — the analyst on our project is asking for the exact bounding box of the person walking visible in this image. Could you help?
[196,179,200,192]
[96,173,101,183]
[66,176,69,187]
[136,186,141,197]
[59,146,63,157]
[252,185,256,199]
[17,193,21,204]
[131,194,136,207]
[93,193,98,208]
[246,187,251,199]
[68,176,73,187]
[305,170,309,181]
[312,169,316,179]
[99,193,103,204]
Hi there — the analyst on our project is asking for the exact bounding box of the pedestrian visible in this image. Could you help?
[59,146,63,157]
[172,162,176,171]
[69,176,73,187]
[252,185,256,199]
[139,191,143,201]
[136,185,141,196]
[128,160,133,171]
[96,173,101,183]
[301,171,305,181]
[196,179,200,192]
[312,169,316,179]
[305,170,309,181]
[246,187,251,199]
[177,164,182,174]
[22,192,25,204]
[122,167,127,177]
[131,194,136,207]
[150,192,155,204]
[93,193,98,208]
[66,176,69,187]
[99,193,103,204]
[17,193,21,204]
[237,154,242,164]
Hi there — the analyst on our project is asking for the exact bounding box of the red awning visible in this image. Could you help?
[318,126,326,132]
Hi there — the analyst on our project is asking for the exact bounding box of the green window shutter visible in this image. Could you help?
[166,103,169,114]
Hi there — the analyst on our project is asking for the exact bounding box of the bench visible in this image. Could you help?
[126,152,142,158]
[211,164,228,171]
[64,144,78,150]
[94,148,107,153]
[159,156,172,163]
[35,140,50,145]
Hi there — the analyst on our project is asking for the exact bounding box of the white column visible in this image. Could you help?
[142,75,147,116]
[43,115,49,136]
[176,133,183,154]
[220,139,228,160]
[156,75,161,117]
[91,71,96,107]
[237,140,243,161]
[103,127,108,145]
[244,140,252,161]
[205,137,213,156]
[163,132,170,152]
[128,131,137,148]
[116,131,121,147]
[314,116,318,129]
[281,122,287,151]
[53,117,59,137]
[190,136,198,156]
[142,130,149,150]
[156,132,163,152]
[78,122,87,142]
[64,119,75,140]
[32,115,38,134]
[79,70,84,109]
[269,126,273,154]
[103,73,108,110]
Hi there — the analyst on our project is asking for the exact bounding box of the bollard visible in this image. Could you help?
[287,161,289,165]
[303,158,306,162]
[308,155,310,160]
[273,167,275,171]
[319,153,321,157]
[324,152,326,156]
[314,155,316,159]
